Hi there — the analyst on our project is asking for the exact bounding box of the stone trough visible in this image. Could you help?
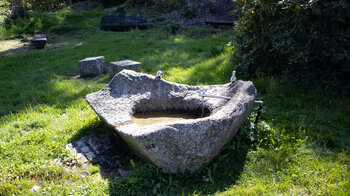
[86,70,256,173]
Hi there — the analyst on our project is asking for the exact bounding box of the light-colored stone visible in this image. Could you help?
[109,60,141,78]
[79,146,90,153]
[30,185,41,192]
[85,152,96,160]
[76,153,88,163]
[87,136,102,154]
[86,70,256,173]
[66,143,77,154]
[78,56,106,78]
[54,158,63,166]
[75,140,85,147]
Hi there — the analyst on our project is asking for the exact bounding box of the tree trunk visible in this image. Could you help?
[10,6,26,19]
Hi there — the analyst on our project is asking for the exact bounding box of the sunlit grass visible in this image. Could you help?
[0,8,349,195]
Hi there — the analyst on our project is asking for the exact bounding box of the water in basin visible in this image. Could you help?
[132,112,204,126]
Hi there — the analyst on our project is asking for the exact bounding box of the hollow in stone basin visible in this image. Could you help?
[132,111,210,126]
[86,70,256,173]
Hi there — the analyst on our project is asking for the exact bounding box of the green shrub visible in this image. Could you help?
[182,6,196,19]
[25,0,72,12]
[116,5,126,14]
[154,0,185,12]
[94,0,126,7]
[0,0,10,23]
[123,0,153,8]
[210,46,224,57]
[164,22,183,35]
[158,22,220,39]
[232,0,350,94]
[1,8,101,39]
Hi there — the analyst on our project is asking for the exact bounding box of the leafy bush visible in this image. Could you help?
[232,0,350,94]
[210,46,224,57]
[25,0,72,11]
[94,0,126,8]
[182,6,197,19]
[1,8,101,39]
[123,0,154,8]
[154,0,185,12]
[164,22,183,35]
[0,0,11,24]
[158,22,221,39]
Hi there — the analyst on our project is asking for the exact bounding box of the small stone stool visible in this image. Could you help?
[78,56,107,78]
[109,60,141,78]
[32,34,47,49]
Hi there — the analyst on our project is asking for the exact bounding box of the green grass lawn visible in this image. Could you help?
[0,8,349,195]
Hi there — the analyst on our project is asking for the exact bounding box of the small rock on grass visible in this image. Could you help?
[30,185,41,192]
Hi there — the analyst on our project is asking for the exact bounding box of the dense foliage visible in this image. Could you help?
[1,0,127,12]
[3,0,72,11]
[0,0,11,22]
[232,0,350,94]
[0,8,102,39]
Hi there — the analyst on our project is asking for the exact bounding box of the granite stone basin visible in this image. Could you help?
[86,70,256,173]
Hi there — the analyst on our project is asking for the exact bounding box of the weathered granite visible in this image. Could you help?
[109,60,141,78]
[32,34,47,49]
[78,56,106,78]
[86,70,256,173]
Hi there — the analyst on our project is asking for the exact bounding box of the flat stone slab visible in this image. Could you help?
[86,70,256,173]
[32,34,47,49]
[58,134,133,178]
[110,60,141,78]
[78,56,106,78]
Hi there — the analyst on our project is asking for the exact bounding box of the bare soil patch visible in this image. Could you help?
[0,34,83,55]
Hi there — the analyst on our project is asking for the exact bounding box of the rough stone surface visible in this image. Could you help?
[32,34,47,49]
[78,56,106,78]
[109,60,141,78]
[86,70,257,173]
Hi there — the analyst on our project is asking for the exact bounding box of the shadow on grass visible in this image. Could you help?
[253,77,350,149]
[107,125,251,195]
[66,106,250,195]
[0,34,84,56]
[0,42,111,117]
[69,121,143,179]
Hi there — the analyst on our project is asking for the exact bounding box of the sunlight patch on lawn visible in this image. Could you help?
[173,36,186,43]
[164,54,232,85]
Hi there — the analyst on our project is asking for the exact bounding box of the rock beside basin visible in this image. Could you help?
[86,70,256,173]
